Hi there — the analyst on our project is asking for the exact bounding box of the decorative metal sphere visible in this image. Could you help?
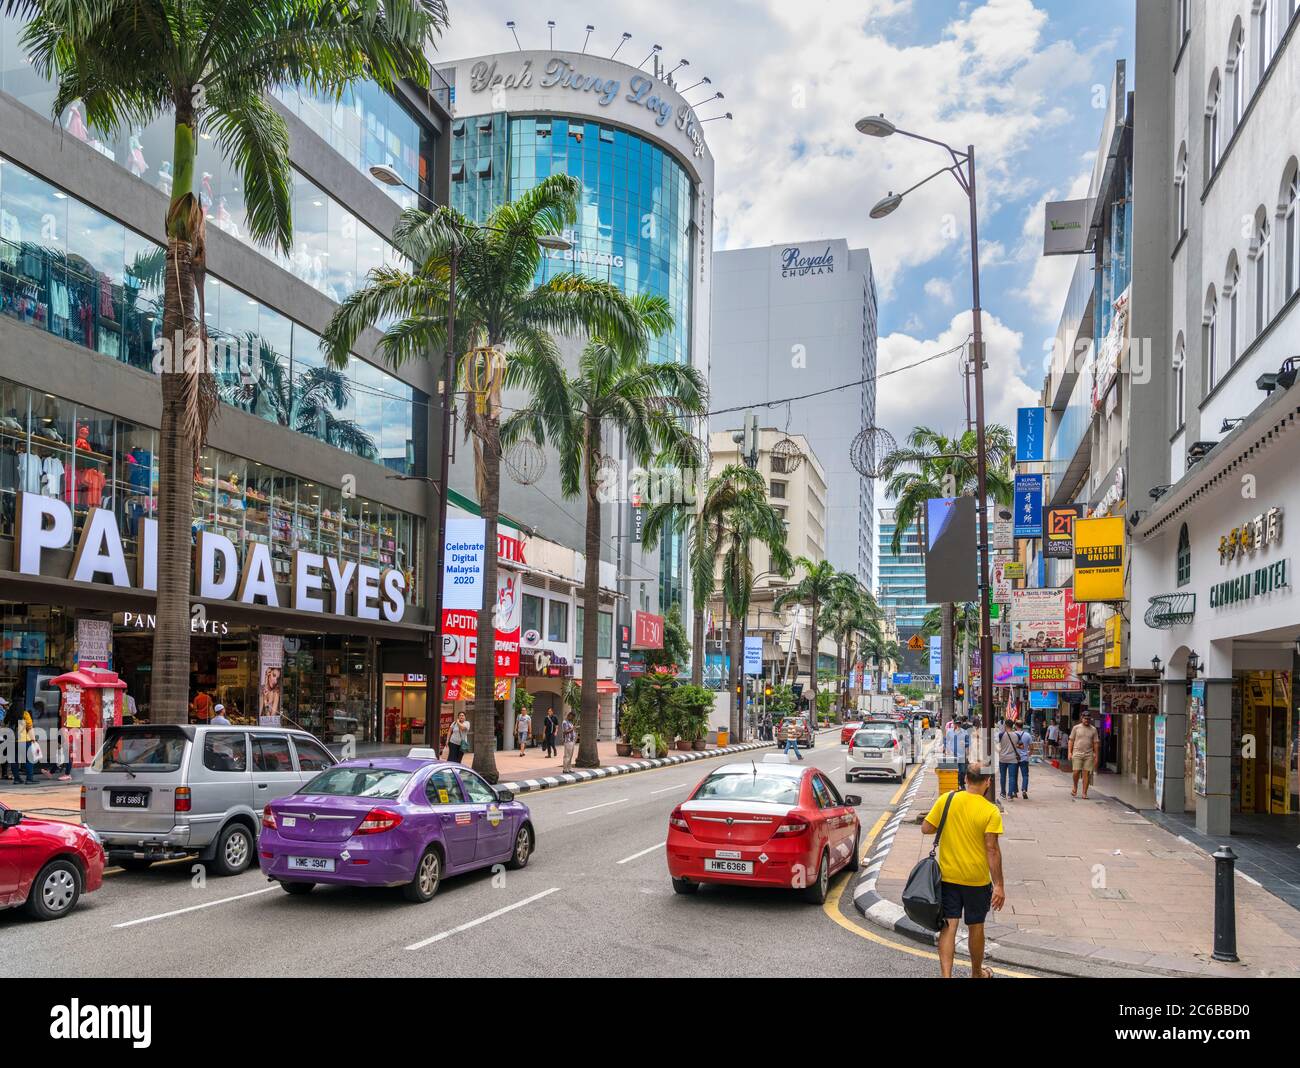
[770,436,805,474]
[504,439,547,485]
[849,426,896,479]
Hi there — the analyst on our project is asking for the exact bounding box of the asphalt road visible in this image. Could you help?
[0,733,1042,978]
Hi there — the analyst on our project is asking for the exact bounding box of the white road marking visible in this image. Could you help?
[112,886,278,929]
[649,784,686,795]
[567,797,631,816]
[405,887,562,949]
[616,842,666,865]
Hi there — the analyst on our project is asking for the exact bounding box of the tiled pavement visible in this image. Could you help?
[872,757,1300,977]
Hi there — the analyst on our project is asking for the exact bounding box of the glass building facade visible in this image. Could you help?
[876,508,931,633]
[448,106,699,609]
[450,114,695,368]
[0,156,426,474]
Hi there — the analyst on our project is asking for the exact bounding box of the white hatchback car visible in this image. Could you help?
[845,725,907,782]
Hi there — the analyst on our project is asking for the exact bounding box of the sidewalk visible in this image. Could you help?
[0,776,82,824]
[861,757,1300,977]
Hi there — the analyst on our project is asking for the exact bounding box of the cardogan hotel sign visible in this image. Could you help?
[13,492,407,623]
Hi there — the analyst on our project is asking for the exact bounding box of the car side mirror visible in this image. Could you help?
[495,788,515,803]
[843,795,862,807]
[1,808,22,829]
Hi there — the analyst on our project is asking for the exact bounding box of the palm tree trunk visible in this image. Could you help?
[809,603,819,715]
[691,604,705,687]
[577,418,602,768]
[471,434,502,784]
[729,615,743,740]
[151,113,201,725]
[941,601,954,722]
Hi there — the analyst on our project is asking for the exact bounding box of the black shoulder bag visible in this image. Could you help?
[901,790,957,932]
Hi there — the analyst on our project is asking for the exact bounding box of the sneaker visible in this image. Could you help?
[58,775,71,781]
[1021,792,1028,799]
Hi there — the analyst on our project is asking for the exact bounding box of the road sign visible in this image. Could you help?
[906,634,926,651]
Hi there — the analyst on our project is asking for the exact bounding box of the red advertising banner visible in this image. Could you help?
[1027,651,1083,691]
[1064,589,1087,651]
[441,566,521,678]
[632,610,664,650]
[443,676,512,702]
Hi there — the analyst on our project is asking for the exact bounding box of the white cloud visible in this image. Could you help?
[924,277,955,305]
[874,310,1040,448]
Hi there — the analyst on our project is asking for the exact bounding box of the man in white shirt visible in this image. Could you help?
[210,703,231,725]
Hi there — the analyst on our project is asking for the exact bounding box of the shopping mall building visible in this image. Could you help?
[437,49,716,627]
[0,11,457,748]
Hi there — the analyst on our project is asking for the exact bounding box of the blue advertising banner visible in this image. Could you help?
[1014,474,1043,538]
[929,635,942,678]
[1016,407,1045,462]
[891,673,913,686]
[743,636,763,675]
[1029,690,1061,709]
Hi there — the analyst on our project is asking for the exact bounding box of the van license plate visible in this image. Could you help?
[109,789,150,808]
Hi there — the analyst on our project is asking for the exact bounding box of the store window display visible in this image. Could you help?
[0,158,424,474]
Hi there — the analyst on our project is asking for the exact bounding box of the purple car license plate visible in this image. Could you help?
[288,856,336,873]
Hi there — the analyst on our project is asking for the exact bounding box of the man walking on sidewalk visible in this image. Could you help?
[997,719,1020,801]
[922,761,1005,979]
[1013,720,1031,799]
[1068,711,1100,799]
[561,711,577,772]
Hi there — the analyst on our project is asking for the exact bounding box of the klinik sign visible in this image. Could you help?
[14,492,407,622]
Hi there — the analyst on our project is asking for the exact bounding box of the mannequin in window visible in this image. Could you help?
[128,128,148,178]
[64,102,88,141]
[157,160,173,197]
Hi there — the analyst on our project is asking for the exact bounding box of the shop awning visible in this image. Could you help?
[594,680,620,694]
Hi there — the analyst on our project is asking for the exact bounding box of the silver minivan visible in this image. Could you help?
[83,725,337,876]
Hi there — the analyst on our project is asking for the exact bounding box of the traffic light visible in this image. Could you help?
[764,684,773,698]
[955,684,966,702]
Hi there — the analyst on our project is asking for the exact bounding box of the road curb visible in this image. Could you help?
[498,739,777,795]
[850,762,939,945]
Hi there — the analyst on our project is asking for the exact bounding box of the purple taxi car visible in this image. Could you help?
[258,753,534,902]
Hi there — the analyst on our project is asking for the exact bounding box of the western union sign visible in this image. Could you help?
[1074,516,1125,601]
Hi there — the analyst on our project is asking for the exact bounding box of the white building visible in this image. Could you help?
[1130,0,1300,836]
[709,241,879,589]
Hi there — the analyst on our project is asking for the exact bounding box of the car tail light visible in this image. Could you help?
[80,785,86,811]
[261,805,276,830]
[174,787,191,813]
[355,808,403,835]
[668,806,690,832]
[773,819,810,838]
[848,743,854,755]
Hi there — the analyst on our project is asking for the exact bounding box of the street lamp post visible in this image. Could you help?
[368,165,571,747]
[856,118,995,745]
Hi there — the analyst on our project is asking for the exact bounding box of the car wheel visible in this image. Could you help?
[671,877,699,895]
[25,858,82,921]
[118,857,154,873]
[403,846,441,903]
[802,851,830,904]
[210,823,254,877]
[847,831,862,872]
[280,881,314,896]
[505,825,533,870]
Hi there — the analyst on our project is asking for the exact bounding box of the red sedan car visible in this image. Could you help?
[840,721,864,745]
[0,802,105,920]
[667,758,862,904]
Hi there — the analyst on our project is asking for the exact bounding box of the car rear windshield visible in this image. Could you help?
[854,730,895,747]
[694,771,800,805]
[97,731,187,773]
[301,767,412,799]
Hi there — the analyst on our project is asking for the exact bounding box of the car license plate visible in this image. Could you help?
[109,789,150,808]
[704,858,753,874]
[865,750,882,757]
[288,856,335,873]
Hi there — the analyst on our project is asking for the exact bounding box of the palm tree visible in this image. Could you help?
[860,631,901,693]
[324,176,645,783]
[824,580,880,714]
[13,0,448,723]
[880,424,1014,722]
[775,558,853,717]
[506,293,706,768]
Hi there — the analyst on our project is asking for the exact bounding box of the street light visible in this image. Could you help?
[857,112,996,743]
[366,163,571,745]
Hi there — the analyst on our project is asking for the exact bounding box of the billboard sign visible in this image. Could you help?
[925,496,979,603]
[743,636,763,676]
[1014,475,1043,538]
[993,652,1026,685]
[1074,516,1126,601]
[1045,505,1081,559]
[1016,407,1045,462]
[1009,588,1067,650]
[1027,650,1082,691]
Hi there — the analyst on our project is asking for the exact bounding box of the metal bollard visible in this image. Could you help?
[1211,845,1239,963]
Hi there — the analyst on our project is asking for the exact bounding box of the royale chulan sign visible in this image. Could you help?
[15,492,406,623]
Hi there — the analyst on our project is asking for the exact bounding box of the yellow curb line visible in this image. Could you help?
[823,760,1034,979]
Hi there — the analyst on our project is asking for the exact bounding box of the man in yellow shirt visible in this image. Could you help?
[921,761,1005,978]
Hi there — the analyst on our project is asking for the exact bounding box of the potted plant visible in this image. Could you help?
[674,684,715,750]
[622,672,677,756]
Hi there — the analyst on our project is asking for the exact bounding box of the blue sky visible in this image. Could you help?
[439,0,1136,444]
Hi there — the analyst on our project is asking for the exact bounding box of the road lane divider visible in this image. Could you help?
[566,797,631,816]
[112,885,278,929]
[405,887,562,949]
[616,842,665,865]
